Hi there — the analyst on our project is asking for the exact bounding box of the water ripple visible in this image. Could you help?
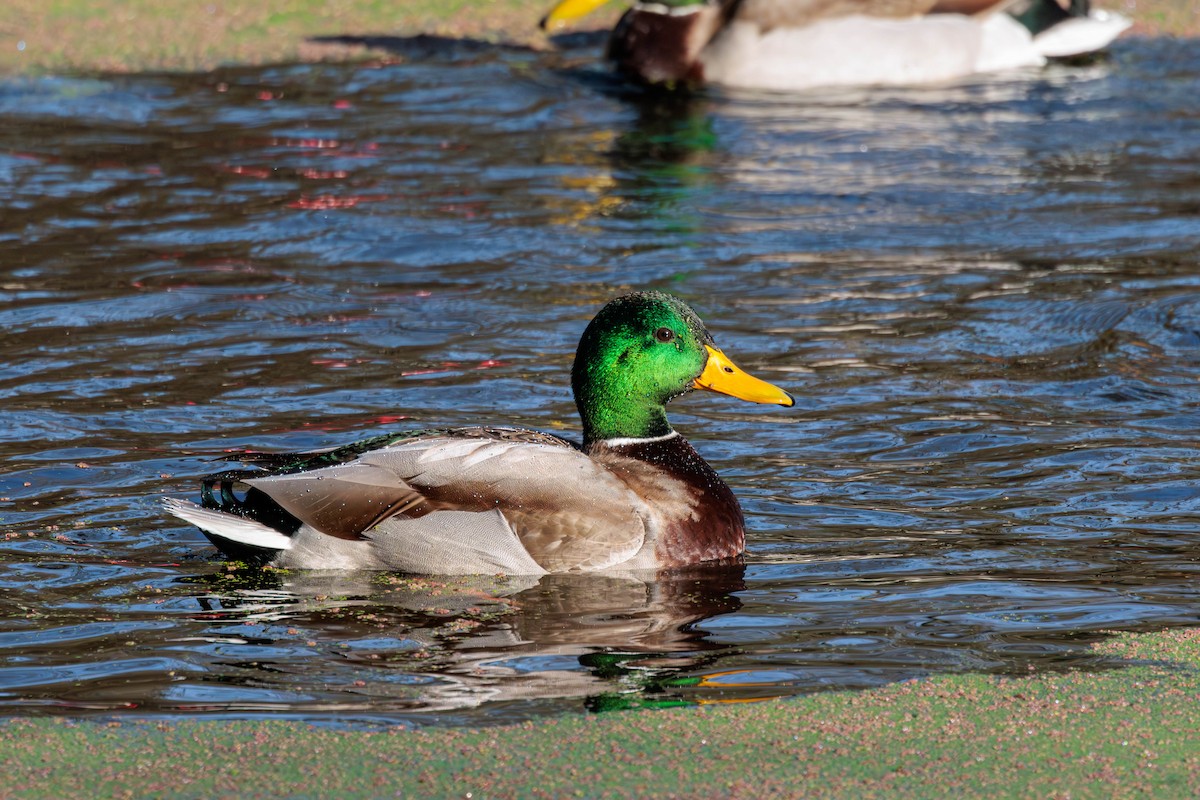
[0,39,1198,724]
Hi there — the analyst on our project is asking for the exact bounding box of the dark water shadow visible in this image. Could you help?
[308,34,541,60]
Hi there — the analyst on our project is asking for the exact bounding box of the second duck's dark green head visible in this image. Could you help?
[571,291,793,446]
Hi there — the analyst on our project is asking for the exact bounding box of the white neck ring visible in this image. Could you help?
[600,431,680,448]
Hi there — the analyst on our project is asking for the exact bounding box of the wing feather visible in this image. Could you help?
[246,462,426,540]
[736,0,941,29]
[365,437,649,572]
[243,431,649,572]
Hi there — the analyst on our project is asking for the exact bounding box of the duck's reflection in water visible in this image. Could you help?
[191,564,748,714]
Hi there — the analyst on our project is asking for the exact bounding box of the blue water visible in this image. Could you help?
[1,37,1199,725]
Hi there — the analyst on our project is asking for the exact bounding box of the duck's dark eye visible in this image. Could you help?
[654,327,676,343]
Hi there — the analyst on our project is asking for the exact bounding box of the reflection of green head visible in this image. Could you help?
[571,292,711,445]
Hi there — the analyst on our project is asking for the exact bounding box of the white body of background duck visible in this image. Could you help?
[542,0,1132,91]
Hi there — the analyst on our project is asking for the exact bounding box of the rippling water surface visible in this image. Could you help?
[2,38,1199,726]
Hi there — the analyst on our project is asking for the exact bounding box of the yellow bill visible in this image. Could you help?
[694,345,794,407]
[540,0,615,30]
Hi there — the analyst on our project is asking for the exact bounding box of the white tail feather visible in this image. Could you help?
[1033,11,1132,58]
[163,498,293,551]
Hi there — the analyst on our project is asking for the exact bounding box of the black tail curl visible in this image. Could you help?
[200,469,302,537]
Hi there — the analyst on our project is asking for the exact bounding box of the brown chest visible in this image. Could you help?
[591,436,746,567]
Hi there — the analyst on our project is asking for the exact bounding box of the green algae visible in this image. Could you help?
[6,628,1200,799]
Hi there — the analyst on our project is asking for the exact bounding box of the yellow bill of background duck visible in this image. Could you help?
[540,0,614,30]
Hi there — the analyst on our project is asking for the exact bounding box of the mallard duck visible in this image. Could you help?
[539,0,1131,90]
[164,292,794,575]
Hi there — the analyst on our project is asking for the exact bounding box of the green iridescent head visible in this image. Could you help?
[570,291,793,445]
